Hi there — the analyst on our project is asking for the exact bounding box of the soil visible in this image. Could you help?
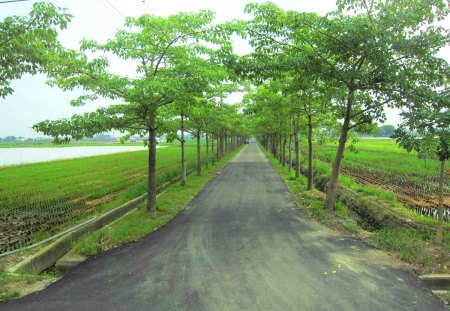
[84,194,117,207]
[343,169,450,213]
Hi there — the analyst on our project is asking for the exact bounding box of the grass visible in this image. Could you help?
[307,138,449,195]
[0,272,55,301]
[0,141,205,252]
[369,228,450,274]
[370,228,432,265]
[306,144,450,228]
[72,147,243,256]
[303,140,450,226]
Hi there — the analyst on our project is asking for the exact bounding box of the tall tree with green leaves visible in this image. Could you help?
[186,99,213,176]
[0,2,72,97]
[290,77,338,191]
[33,11,230,212]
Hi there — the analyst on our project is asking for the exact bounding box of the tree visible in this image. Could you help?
[0,2,72,98]
[293,78,337,191]
[375,124,395,137]
[165,67,233,185]
[319,0,450,211]
[243,84,287,161]
[186,100,212,176]
[239,0,449,213]
[393,97,449,243]
[33,11,230,212]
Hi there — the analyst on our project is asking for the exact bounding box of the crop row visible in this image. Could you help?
[306,141,448,195]
[302,139,449,222]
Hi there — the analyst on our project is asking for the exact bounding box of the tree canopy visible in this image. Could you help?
[0,2,72,98]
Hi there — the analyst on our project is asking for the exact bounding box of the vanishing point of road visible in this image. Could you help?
[1,143,445,310]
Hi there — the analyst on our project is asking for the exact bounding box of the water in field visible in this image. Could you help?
[0,146,155,166]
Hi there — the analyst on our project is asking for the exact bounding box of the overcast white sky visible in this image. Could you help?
[0,0,448,137]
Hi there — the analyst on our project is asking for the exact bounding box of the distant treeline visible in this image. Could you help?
[358,125,395,138]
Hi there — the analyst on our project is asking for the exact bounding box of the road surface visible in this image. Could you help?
[0,143,445,310]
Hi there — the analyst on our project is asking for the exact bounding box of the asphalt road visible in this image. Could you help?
[1,143,445,310]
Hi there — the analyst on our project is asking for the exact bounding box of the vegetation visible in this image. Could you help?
[374,125,395,138]
[263,141,450,273]
[393,102,449,243]
[306,139,449,197]
[0,2,72,98]
[234,0,449,242]
[0,272,54,302]
[0,0,449,282]
[239,0,449,213]
[0,144,203,253]
[32,10,248,213]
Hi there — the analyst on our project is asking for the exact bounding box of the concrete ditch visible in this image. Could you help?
[7,169,195,275]
[419,274,450,290]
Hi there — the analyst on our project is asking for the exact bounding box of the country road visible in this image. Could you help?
[0,143,445,310]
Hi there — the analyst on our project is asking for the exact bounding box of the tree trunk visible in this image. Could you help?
[147,117,157,212]
[224,133,228,155]
[211,134,215,165]
[307,115,313,191]
[325,91,353,211]
[217,136,220,161]
[180,111,186,187]
[196,132,201,176]
[219,132,224,158]
[288,133,292,173]
[294,118,300,179]
[282,134,287,167]
[279,133,283,164]
[436,159,445,243]
[272,134,276,157]
[206,132,209,169]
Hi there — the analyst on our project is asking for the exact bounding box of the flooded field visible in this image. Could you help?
[0,146,151,166]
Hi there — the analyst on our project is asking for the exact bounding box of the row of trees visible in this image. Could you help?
[2,1,448,241]
[229,0,449,243]
[2,3,249,212]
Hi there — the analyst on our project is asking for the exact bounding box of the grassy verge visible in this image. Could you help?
[261,144,450,274]
[0,272,56,301]
[72,146,243,256]
[261,146,360,235]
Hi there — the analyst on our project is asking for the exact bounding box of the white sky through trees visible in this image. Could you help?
[0,0,448,137]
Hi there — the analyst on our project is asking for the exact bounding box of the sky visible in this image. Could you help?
[0,0,448,137]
